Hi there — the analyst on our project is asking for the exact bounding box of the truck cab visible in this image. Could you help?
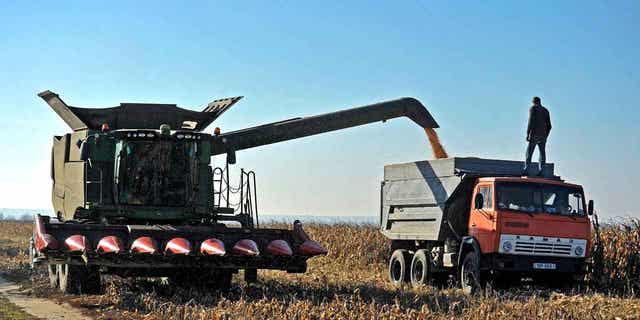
[469,177,591,277]
[380,157,594,293]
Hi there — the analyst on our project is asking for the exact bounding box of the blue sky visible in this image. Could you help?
[0,1,638,218]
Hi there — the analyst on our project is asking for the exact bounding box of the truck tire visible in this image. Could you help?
[244,268,258,284]
[47,264,59,288]
[460,251,481,294]
[388,249,411,285]
[58,264,102,294]
[410,249,432,286]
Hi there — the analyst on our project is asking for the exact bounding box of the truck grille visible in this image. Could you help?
[514,241,572,256]
[499,234,587,258]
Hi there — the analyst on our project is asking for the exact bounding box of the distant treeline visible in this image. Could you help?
[0,212,34,221]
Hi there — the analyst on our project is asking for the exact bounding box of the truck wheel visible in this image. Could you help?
[460,251,481,294]
[388,249,411,285]
[58,264,102,294]
[47,264,59,288]
[410,249,432,286]
[244,268,258,284]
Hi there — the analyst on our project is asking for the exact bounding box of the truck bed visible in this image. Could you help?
[380,157,555,241]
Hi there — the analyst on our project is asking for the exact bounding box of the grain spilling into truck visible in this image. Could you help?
[424,128,448,159]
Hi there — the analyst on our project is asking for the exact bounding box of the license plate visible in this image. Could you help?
[533,262,556,270]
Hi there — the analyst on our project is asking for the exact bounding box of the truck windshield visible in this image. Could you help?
[496,182,585,216]
[116,139,198,206]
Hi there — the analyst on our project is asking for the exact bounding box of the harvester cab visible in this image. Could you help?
[33,89,439,294]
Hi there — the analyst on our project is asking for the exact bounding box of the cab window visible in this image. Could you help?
[478,186,493,210]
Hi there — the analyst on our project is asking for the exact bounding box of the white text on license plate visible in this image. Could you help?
[533,262,556,270]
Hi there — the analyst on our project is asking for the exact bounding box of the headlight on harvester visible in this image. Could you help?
[502,241,513,253]
[574,246,584,256]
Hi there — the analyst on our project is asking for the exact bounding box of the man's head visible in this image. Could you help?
[532,96,541,105]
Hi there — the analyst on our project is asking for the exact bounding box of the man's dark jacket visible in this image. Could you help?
[527,105,552,142]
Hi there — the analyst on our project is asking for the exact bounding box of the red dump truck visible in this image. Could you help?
[380,157,594,293]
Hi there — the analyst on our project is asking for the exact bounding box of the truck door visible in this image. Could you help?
[469,183,497,253]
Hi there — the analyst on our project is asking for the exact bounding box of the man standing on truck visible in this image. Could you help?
[523,96,552,176]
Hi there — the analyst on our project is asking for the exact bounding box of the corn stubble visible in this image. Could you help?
[3,220,640,319]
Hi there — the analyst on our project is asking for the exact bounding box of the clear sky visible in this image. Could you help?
[0,1,638,219]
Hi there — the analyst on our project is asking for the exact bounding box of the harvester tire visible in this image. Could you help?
[82,266,103,294]
[58,264,102,294]
[388,249,411,286]
[410,249,433,286]
[460,251,481,294]
[215,270,233,292]
[244,268,258,284]
[47,264,59,289]
[58,264,79,294]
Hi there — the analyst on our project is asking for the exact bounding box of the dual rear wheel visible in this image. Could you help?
[388,249,449,287]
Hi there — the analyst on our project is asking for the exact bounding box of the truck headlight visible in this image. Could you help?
[502,241,513,253]
[574,246,584,256]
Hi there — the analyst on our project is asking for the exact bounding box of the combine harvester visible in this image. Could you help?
[381,158,595,293]
[30,90,439,294]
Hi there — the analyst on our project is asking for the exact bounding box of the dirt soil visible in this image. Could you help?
[0,276,90,320]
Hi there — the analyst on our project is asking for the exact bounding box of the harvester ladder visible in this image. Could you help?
[84,163,104,204]
[210,165,259,228]
[211,163,230,208]
[240,169,259,228]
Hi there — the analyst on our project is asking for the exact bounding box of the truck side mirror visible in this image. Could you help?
[588,200,594,216]
[474,193,484,210]
[79,140,90,161]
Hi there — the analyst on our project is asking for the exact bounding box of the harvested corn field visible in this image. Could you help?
[2,220,640,319]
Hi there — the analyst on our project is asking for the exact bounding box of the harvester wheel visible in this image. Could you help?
[82,267,103,294]
[388,249,411,286]
[58,264,79,294]
[410,249,432,286]
[47,264,59,288]
[244,268,258,284]
[170,269,234,292]
[58,264,102,294]
[460,251,481,294]
[215,270,233,292]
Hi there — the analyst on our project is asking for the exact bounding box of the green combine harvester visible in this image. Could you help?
[30,90,438,294]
